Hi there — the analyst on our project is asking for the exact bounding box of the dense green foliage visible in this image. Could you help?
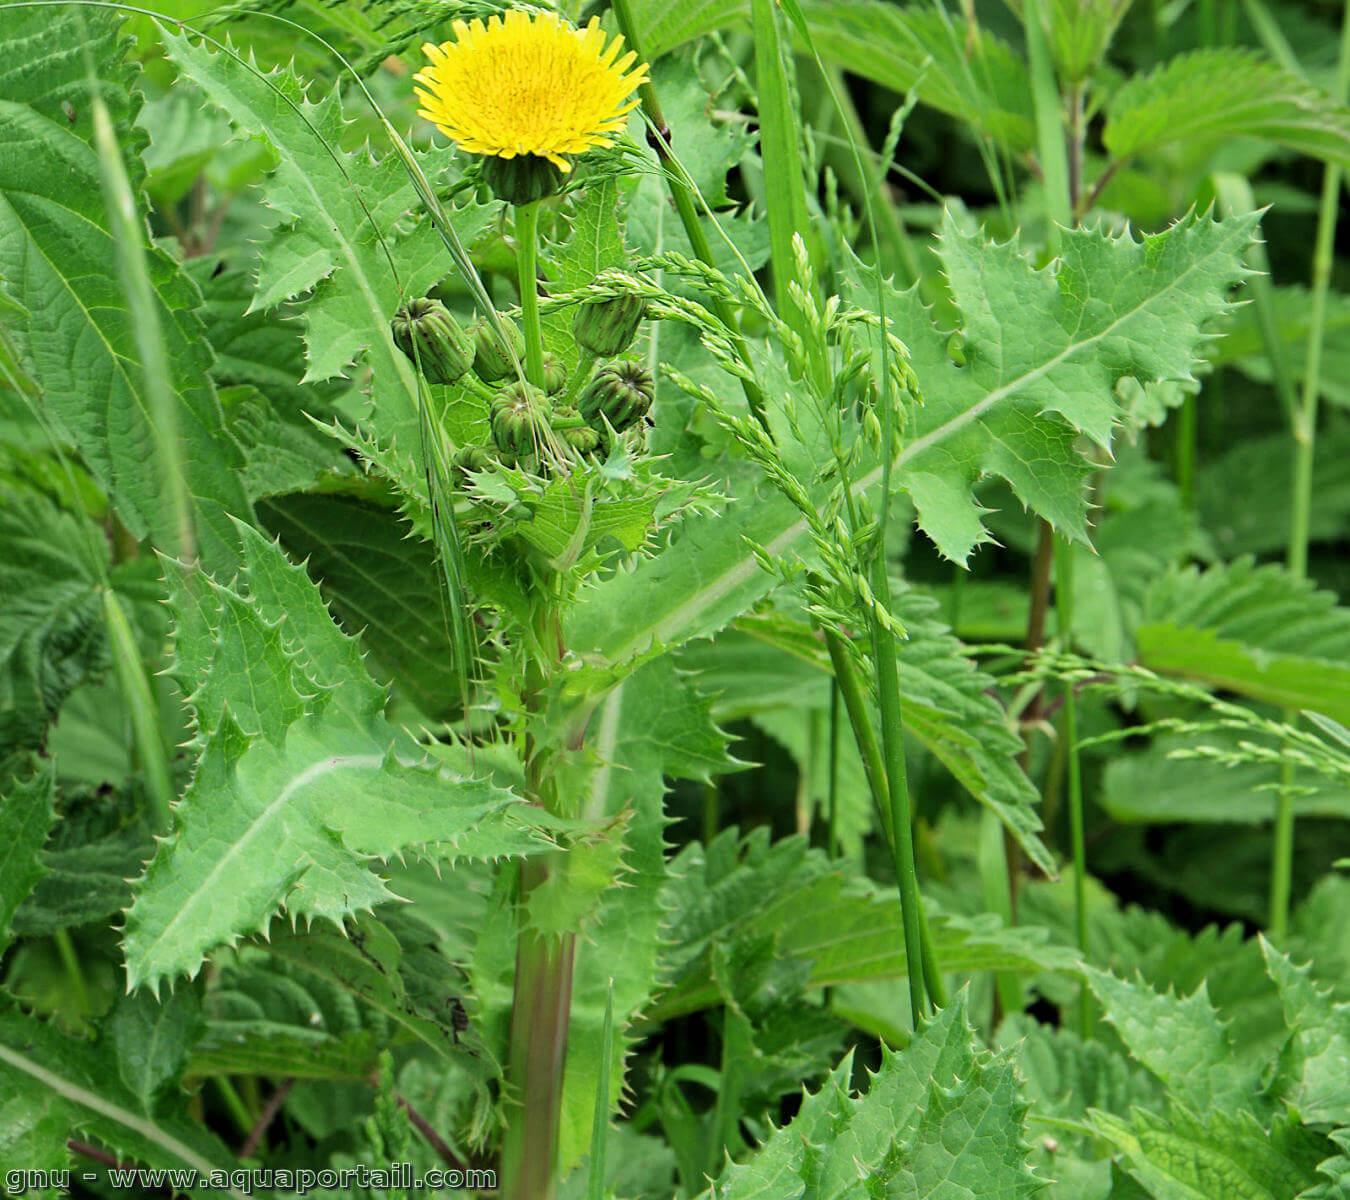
[1,0,1348,1197]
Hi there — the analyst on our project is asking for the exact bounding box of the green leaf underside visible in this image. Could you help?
[121,524,546,991]
[0,9,251,573]
[0,759,55,951]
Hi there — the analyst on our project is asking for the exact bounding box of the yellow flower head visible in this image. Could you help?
[414,10,649,172]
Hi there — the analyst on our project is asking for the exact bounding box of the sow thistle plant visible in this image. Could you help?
[5,2,1350,1199]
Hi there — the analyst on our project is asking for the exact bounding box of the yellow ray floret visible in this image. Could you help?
[415,10,650,172]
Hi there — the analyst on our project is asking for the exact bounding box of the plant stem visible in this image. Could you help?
[1270,0,1350,938]
[211,1076,254,1140]
[869,599,929,1024]
[827,680,841,859]
[560,347,596,408]
[502,859,576,1200]
[103,588,175,833]
[53,929,90,1018]
[1054,535,1091,1038]
[515,200,546,391]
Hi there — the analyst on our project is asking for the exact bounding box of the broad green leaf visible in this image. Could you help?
[1092,1107,1327,1200]
[1199,430,1350,557]
[1136,559,1350,724]
[156,26,494,493]
[0,488,108,757]
[1084,967,1263,1114]
[1104,49,1350,168]
[122,527,548,990]
[0,9,251,572]
[704,994,1040,1199]
[1262,939,1350,1127]
[107,990,202,1119]
[0,1004,241,1197]
[0,758,54,951]
[1211,285,1350,411]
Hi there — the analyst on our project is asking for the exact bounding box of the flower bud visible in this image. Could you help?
[541,352,568,396]
[490,381,552,457]
[551,405,604,456]
[571,288,646,357]
[452,444,494,479]
[481,153,563,206]
[470,315,526,383]
[390,297,472,384]
[579,358,654,433]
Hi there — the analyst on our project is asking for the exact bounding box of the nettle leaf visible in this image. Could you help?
[650,830,1078,1024]
[0,758,55,952]
[1136,558,1350,724]
[0,9,251,572]
[1102,733,1350,826]
[1212,284,1350,411]
[1092,1106,1328,1200]
[0,1003,241,1197]
[1104,48,1350,168]
[0,491,109,759]
[156,26,495,493]
[1262,939,1350,1128]
[704,993,1040,1200]
[121,524,548,991]
[1199,429,1350,558]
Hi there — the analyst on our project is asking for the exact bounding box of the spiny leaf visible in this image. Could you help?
[122,530,547,991]
[1104,48,1350,167]
[156,25,495,494]
[1083,966,1264,1114]
[703,993,1040,1199]
[1262,939,1350,1127]
[1092,1106,1329,1200]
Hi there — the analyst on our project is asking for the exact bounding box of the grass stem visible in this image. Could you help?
[1269,0,1350,938]
[515,200,546,391]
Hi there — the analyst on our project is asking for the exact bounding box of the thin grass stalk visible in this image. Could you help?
[608,0,770,433]
[775,0,941,1017]
[977,811,1021,1020]
[515,201,547,390]
[103,587,175,833]
[88,87,194,564]
[1271,0,1350,937]
[1054,535,1090,1038]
